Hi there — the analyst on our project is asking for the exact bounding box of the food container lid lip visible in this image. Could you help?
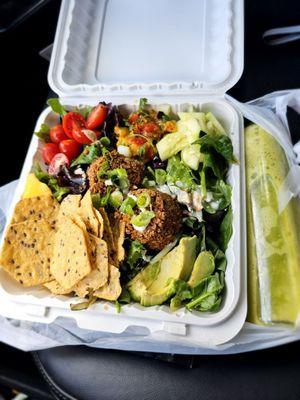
[48,0,244,97]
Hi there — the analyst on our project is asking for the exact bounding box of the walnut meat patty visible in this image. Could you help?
[117,189,182,251]
[87,150,144,194]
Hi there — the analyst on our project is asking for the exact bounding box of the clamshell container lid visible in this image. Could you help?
[48,0,244,97]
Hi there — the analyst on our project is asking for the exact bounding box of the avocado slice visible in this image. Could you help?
[128,236,199,307]
[127,261,161,302]
[188,251,215,288]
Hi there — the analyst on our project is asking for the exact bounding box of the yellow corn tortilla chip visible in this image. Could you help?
[0,219,54,286]
[11,196,58,226]
[22,173,52,198]
[109,215,125,265]
[94,208,104,238]
[79,191,100,236]
[71,214,87,232]
[44,280,72,295]
[99,208,116,264]
[51,217,91,289]
[94,264,121,301]
[73,236,109,297]
[58,194,81,223]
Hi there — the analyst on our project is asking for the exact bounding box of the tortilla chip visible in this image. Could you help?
[109,215,125,265]
[58,194,81,223]
[73,236,109,297]
[44,280,72,295]
[94,208,104,238]
[0,219,54,286]
[11,196,58,226]
[99,208,116,264]
[71,214,87,232]
[51,217,91,289]
[79,191,100,236]
[94,264,122,301]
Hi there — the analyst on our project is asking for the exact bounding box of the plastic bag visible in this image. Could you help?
[227,91,300,327]
[1,90,300,354]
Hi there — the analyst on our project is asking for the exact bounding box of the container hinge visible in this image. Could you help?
[162,322,187,336]
[23,304,47,317]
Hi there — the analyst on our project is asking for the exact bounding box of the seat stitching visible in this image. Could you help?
[33,352,78,400]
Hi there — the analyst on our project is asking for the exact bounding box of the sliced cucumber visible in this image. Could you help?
[157,118,200,161]
[181,144,204,170]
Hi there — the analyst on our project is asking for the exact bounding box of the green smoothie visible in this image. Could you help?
[245,125,300,325]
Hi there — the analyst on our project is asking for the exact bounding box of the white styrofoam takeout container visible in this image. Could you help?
[0,0,247,346]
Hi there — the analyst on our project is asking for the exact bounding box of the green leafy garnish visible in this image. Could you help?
[34,123,50,142]
[155,169,167,186]
[186,272,224,312]
[47,98,67,116]
[202,152,227,180]
[202,180,231,214]
[219,206,233,252]
[126,240,146,269]
[197,134,237,164]
[121,239,147,283]
[138,98,148,112]
[71,142,102,167]
[34,164,70,202]
[166,155,196,190]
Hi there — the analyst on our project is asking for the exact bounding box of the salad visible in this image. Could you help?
[1,98,236,313]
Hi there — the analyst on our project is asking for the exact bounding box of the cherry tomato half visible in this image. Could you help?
[50,124,68,143]
[42,143,59,165]
[128,113,139,124]
[62,112,86,139]
[48,153,69,175]
[143,122,159,134]
[72,128,99,145]
[86,104,107,130]
[59,139,82,161]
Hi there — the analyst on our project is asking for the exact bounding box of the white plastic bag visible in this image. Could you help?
[1,90,300,354]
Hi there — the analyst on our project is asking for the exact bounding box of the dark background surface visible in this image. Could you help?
[0,0,300,398]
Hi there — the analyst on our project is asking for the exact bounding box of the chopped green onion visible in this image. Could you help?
[109,190,124,208]
[136,192,151,209]
[142,177,156,188]
[100,136,111,147]
[155,169,167,185]
[97,159,110,179]
[120,196,136,215]
[107,168,129,191]
[92,188,112,208]
[131,211,155,228]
